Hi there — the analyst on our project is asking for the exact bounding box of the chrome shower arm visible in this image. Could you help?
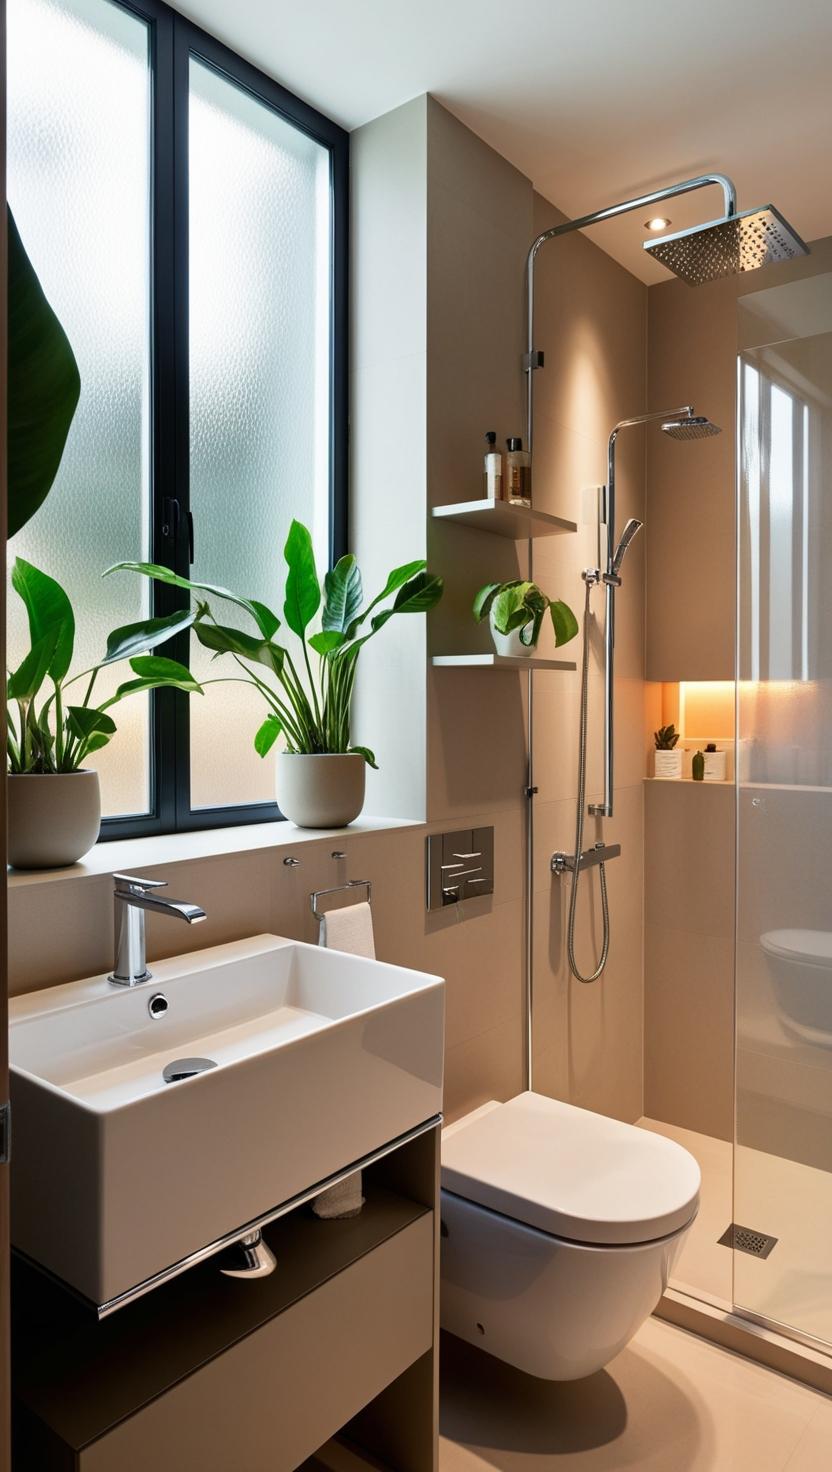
[524,174,736,449]
[605,405,692,565]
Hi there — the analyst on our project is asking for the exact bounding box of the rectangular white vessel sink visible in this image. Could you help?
[10,935,444,1308]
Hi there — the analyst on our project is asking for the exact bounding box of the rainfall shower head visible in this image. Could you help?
[644,204,809,286]
[661,415,722,441]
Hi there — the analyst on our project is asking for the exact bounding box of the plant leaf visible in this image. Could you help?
[66,706,117,739]
[345,559,426,639]
[10,557,76,683]
[254,714,282,757]
[370,571,444,632]
[283,520,321,637]
[490,583,536,635]
[101,608,197,666]
[109,655,204,702]
[7,207,81,539]
[348,744,378,770]
[195,621,284,676]
[7,625,60,702]
[309,630,345,656]
[473,582,511,622]
[548,598,579,647]
[104,561,280,640]
[322,555,363,634]
[82,732,115,756]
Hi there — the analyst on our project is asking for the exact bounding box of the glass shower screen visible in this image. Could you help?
[735,271,832,1349]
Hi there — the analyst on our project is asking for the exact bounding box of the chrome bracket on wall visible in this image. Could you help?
[551,841,621,876]
[426,827,494,909]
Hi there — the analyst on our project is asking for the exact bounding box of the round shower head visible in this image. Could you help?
[661,415,721,441]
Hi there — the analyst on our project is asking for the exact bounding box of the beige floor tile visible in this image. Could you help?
[439,1317,827,1472]
[784,1400,832,1470]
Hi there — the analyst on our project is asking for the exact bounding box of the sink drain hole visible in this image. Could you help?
[163,1057,218,1084]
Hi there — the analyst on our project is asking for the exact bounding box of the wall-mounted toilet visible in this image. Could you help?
[440,1091,700,1381]
[760,929,832,1046]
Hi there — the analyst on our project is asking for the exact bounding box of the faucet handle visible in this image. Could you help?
[113,873,168,894]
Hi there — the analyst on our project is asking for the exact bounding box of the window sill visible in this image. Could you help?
[7,815,425,889]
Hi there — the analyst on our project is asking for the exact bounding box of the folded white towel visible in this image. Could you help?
[318,899,375,959]
[313,897,375,1219]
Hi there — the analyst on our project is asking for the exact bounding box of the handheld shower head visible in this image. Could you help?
[644,204,809,286]
[661,414,722,440]
[610,518,643,578]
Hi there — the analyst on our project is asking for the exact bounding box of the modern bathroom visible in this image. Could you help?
[1,1,831,1468]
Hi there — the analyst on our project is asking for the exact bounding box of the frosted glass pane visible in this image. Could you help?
[7,0,151,818]
[188,59,331,810]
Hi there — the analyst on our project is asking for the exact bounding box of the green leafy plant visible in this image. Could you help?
[107,521,443,770]
[7,558,202,774]
[7,208,81,538]
[654,724,680,751]
[473,579,578,649]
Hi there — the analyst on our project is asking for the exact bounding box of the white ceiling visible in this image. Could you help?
[177,0,832,284]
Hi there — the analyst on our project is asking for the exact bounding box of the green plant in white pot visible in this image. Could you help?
[6,559,201,868]
[473,579,578,658]
[109,521,444,828]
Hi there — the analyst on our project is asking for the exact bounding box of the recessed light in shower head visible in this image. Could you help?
[644,204,809,285]
[645,217,671,232]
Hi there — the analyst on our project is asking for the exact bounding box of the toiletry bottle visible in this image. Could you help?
[692,750,705,782]
[484,432,502,500]
[505,437,531,507]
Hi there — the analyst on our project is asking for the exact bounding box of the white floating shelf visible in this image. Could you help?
[432,653,576,672]
[432,498,577,539]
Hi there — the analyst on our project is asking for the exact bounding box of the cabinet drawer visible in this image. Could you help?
[79,1214,433,1472]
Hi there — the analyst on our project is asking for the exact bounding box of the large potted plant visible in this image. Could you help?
[109,521,443,828]
[7,558,201,868]
[473,579,578,657]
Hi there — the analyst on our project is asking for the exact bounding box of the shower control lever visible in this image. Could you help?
[551,842,621,877]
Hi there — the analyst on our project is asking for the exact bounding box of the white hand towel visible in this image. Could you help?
[318,899,375,959]
[313,897,374,1219]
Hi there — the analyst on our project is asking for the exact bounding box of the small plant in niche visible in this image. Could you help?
[6,558,202,868]
[109,521,443,828]
[653,724,680,750]
[653,723,683,780]
[473,580,578,658]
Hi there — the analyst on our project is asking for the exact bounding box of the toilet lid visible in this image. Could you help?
[760,929,832,968]
[441,1092,700,1246]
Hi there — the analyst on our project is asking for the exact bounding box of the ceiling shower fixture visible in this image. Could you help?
[644,204,809,286]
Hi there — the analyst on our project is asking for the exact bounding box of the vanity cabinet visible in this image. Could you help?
[12,1127,439,1472]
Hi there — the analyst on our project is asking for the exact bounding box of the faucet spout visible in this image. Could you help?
[109,875,207,987]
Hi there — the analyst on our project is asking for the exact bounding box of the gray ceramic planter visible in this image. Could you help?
[7,769,101,869]
[276,753,365,829]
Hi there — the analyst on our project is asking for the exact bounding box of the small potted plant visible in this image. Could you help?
[473,579,578,657]
[654,723,683,779]
[109,521,443,829]
[7,558,201,869]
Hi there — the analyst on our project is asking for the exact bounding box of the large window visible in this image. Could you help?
[7,0,348,835]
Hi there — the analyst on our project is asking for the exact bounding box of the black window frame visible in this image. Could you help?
[99,0,348,838]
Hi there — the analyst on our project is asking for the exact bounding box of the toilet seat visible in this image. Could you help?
[442,1091,700,1247]
[760,929,832,968]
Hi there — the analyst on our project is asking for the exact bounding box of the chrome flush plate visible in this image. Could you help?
[426,827,494,909]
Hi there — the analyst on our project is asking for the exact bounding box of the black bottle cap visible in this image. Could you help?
[705,743,717,752]
[507,437,523,451]
[485,431,497,447]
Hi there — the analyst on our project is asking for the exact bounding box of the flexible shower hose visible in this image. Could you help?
[566,577,611,983]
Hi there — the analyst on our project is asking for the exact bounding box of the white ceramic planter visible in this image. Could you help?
[7,769,101,870]
[703,749,727,782]
[276,752,366,829]
[653,749,683,780]
[490,608,536,658]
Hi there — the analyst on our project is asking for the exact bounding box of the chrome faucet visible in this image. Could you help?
[109,874,207,987]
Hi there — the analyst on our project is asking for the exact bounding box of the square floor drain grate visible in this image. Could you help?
[718,1223,778,1259]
